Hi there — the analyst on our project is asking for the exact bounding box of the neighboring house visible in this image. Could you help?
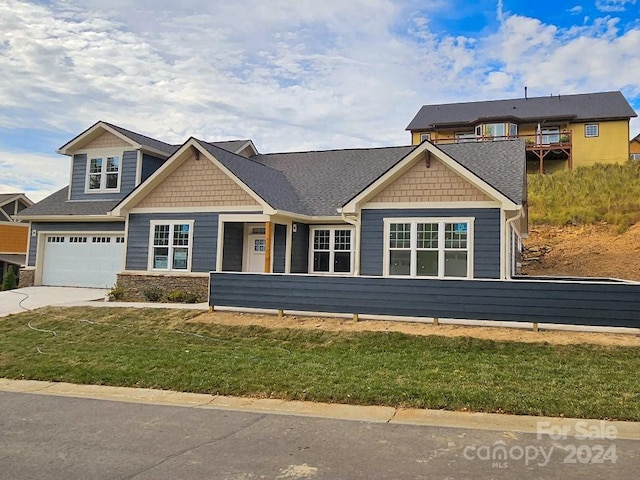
[631,133,640,160]
[16,121,257,288]
[18,122,527,295]
[0,193,33,283]
[406,91,637,173]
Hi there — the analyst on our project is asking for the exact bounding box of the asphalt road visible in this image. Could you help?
[0,391,637,479]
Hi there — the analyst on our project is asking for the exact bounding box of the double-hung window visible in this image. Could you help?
[149,220,194,271]
[310,226,354,274]
[86,153,120,192]
[385,218,473,278]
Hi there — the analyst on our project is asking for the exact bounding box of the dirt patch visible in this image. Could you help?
[190,311,640,347]
[522,223,640,281]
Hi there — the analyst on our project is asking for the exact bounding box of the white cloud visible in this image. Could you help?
[0,0,639,200]
[595,0,637,12]
[0,150,68,202]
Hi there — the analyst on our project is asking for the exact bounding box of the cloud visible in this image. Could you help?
[0,149,68,202]
[568,5,583,14]
[0,0,638,208]
[595,0,637,12]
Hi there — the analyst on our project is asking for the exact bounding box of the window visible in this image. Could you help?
[47,236,65,243]
[385,218,473,278]
[92,236,111,243]
[509,123,518,138]
[541,127,559,145]
[69,236,87,243]
[585,124,599,138]
[86,154,120,192]
[419,133,431,142]
[310,227,354,274]
[149,221,193,271]
[484,123,506,139]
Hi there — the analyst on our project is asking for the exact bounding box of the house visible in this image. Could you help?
[18,121,527,298]
[16,121,257,289]
[631,133,640,160]
[0,193,33,284]
[406,91,637,173]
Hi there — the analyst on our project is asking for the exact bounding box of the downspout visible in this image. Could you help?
[505,206,524,280]
[341,211,360,275]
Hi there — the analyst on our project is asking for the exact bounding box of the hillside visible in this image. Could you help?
[521,223,640,281]
[521,162,640,281]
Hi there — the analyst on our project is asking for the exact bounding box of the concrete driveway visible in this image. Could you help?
[0,286,108,317]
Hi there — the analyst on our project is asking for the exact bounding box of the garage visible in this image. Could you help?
[42,234,125,288]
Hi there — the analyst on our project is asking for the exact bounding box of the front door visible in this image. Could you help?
[247,234,266,272]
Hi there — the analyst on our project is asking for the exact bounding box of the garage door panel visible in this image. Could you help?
[42,234,125,288]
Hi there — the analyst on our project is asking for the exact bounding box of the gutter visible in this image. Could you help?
[504,206,525,280]
[341,211,361,275]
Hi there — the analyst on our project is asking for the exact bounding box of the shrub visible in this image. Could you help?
[142,286,164,302]
[2,268,17,291]
[109,284,126,301]
[167,290,200,304]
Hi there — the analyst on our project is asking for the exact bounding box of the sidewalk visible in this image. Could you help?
[1,378,638,440]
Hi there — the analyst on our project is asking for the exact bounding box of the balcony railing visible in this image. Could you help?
[431,131,572,149]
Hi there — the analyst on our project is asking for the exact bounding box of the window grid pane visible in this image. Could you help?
[417,223,438,249]
[314,230,330,250]
[89,158,102,173]
[444,223,467,249]
[173,224,190,246]
[334,230,351,251]
[154,225,170,246]
[389,223,411,249]
[106,157,119,172]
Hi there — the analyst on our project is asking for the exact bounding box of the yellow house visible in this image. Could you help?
[406,91,637,173]
[631,133,640,160]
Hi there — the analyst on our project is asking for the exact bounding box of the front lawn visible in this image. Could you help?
[1,307,639,420]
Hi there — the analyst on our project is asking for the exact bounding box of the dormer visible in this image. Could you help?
[58,122,176,201]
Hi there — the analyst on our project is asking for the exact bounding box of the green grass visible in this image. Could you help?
[2,307,640,420]
[528,161,640,231]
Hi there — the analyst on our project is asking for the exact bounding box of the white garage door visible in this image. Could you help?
[42,234,125,288]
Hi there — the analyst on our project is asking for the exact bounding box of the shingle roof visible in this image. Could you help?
[197,140,306,213]
[16,187,121,218]
[407,91,637,131]
[439,140,525,204]
[206,140,252,154]
[254,146,416,216]
[103,122,179,155]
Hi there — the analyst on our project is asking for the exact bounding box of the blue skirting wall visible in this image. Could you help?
[209,273,640,328]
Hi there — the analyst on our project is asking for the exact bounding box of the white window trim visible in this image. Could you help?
[383,217,474,279]
[309,225,355,275]
[419,133,431,142]
[585,123,599,138]
[147,219,195,272]
[83,149,123,194]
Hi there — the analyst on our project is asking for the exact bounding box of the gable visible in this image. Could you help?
[81,131,132,150]
[368,156,492,204]
[136,153,261,208]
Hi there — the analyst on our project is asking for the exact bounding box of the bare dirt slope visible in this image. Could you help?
[521,223,640,281]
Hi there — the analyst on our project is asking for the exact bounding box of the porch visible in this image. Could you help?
[431,131,572,174]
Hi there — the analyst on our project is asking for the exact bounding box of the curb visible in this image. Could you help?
[1,379,639,440]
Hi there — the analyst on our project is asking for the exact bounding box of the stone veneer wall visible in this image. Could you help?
[116,273,209,302]
[18,268,35,287]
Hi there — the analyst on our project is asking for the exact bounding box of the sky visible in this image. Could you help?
[1,0,639,202]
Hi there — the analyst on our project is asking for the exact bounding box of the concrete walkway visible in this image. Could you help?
[0,286,109,317]
[1,378,638,440]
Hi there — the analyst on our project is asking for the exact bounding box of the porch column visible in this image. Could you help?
[264,221,272,273]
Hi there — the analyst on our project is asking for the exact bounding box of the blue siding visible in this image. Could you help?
[222,223,244,272]
[210,273,640,328]
[126,213,218,272]
[273,224,287,273]
[70,151,138,200]
[290,223,309,274]
[28,222,125,266]
[360,208,501,279]
[142,154,165,182]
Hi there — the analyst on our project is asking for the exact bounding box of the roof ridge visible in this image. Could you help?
[420,91,623,108]
[256,144,413,156]
[102,121,174,148]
